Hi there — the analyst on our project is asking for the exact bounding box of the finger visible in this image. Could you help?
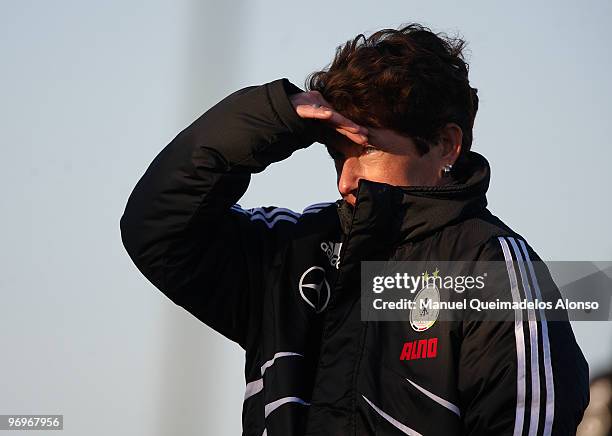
[335,126,369,145]
[337,123,363,134]
[316,96,369,135]
[327,111,369,136]
[295,104,334,120]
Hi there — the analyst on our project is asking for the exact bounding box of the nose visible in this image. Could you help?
[337,157,361,206]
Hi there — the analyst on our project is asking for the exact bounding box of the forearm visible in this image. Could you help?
[119,78,318,289]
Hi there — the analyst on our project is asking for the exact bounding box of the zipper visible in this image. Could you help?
[333,185,370,436]
[334,203,356,272]
[306,189,361,429]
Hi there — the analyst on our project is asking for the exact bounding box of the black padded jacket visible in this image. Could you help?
[119,78,589,436]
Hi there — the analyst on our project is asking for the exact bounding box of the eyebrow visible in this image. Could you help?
[325,137,380,160]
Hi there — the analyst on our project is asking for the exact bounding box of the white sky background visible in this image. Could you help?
[1,0,610,435]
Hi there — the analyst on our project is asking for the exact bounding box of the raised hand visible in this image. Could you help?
[289,90,369,145]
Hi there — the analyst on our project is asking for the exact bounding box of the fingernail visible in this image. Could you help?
[323,110,332,115]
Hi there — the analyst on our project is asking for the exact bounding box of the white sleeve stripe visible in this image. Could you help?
[260,351,303,376]
[230,204,303,228]
[508,237,541,436]
[230,206,249,215]
[250,207,300,218]
[244,378,263,401]
[230,202,333,224]
[230,205,299,228]
[302,207,327,215]
[264,396,310,419]
[361,394,423,436]
[230,205,301,218]
[405,377,461,416]
[498,236,527,436]
[232,202,332,215]
[303,201,333,212]
[250,214,298,228]
[244,352,303,404]
[518,238,555,436]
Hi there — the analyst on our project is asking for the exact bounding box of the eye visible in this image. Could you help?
[362,144,379,155]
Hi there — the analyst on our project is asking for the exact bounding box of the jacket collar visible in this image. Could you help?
[335,151,491,246]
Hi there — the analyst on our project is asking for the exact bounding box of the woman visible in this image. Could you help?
[120,23,589,435]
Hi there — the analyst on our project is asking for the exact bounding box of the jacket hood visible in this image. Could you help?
[335,150,491,245]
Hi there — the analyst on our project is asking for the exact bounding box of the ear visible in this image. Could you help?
[437,123,463,164]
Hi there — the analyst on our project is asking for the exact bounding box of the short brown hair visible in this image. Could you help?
[306,23,479,161]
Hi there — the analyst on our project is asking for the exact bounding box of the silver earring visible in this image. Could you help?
[442,163,453,176]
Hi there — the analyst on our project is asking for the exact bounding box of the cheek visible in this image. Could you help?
[379,156,419,185]
[376,155,436,186]
[407,159,438,184]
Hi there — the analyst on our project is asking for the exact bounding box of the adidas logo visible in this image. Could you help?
[320,241,342,269]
